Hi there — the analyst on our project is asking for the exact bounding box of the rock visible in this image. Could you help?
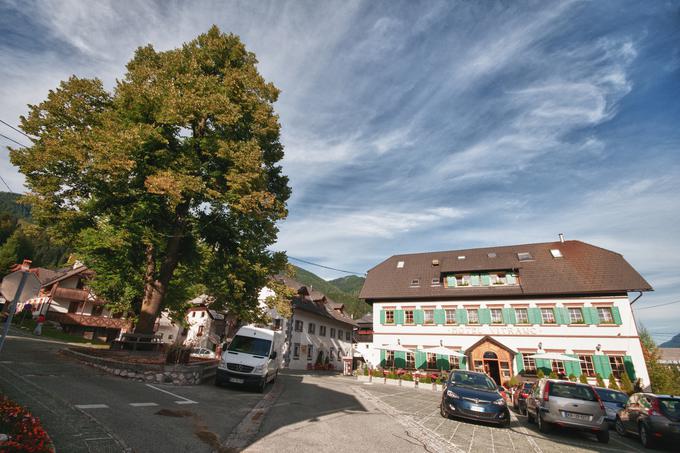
[156,373,164,382]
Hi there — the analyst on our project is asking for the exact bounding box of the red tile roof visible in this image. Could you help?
[360,240,652,302]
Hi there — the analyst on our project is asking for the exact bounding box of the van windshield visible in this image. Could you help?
[228,335,272,357]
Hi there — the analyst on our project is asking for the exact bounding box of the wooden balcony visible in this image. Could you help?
[47,312,132,330]
[53,287,90,302]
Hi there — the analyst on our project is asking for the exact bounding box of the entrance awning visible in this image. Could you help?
[527,352,580,362]
[376,344,415,353]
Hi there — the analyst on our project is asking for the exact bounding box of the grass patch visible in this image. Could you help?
[16,319,108,346]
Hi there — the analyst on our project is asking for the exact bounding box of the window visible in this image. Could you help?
[406,352,415,369]
[515,308,529,324]
[397,261,404,268]
[308,322,316,334]
[523,356,537,374]
[293,343,300,359]
[550,249,563,258]
[307,345,314,361]
[579,355,595,377]
[345,331,351,341]
[385,310,394,324]
[473,360,484,372]
[517,252,533,261]
[338,329,343,340]
[191,311,196,318]
[423,309,434,325]
[552,360,566,376]
[467,309,479,324]
[597,307,614,324]
[410,278,420,287]
[385,350,394,367]
[491,308,503,324]
[197,325,204,336]
[404,309,414,324]
[294,320,304,332]
[431,278,440,286]
[609,356,626,378]
[568,307,584,324]
[273,318,282,330]
[91,305,104,316]
[201,311,205,318]
[330,328,336,338]
[319,325,327,336]
[445,309,456,325]
[540,307,556,324]
[449,356,460,369]
[426,353,437,369]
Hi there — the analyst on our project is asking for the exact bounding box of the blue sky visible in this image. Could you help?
[1,0,679,342]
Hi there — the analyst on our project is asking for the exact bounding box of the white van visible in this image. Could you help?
[216,325,283,392]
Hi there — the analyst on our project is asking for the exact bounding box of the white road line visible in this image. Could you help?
[129,402,158,407]
[506,428,516,452]
[75,404,109,409]
[145,384,198,405]
[448,421,461,443]
[467,425,477,453]
[491,425,496,453]
[609,435,644,453]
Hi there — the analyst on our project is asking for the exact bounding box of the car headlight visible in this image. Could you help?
[493,398,506,406]
[446,390,460,399]
[253,364,266,373]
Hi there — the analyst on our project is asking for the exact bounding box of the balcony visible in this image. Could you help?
[47,312,132,330]
[53,287,91,302]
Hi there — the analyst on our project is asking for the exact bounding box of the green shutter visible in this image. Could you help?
[434,309,446,325]
[456,308,468,325]
[585,307,599,325]
[503,307,516,324]
[414,309,424,325]
[555,308,569,325]
[395,310,404,325]
[394,351,406,368]
[481,273,491,286]
[415,351,427,369]
[594,355,612,379]
[564,355,580,377]
[623,355,636,380]
[436,354,449,370]
[536,359,551,375]
[460,356,467,370]
[528,308,542,325]
[478,308,491,325]
[611,306,623,325]
[470,274,481,286]
[380,310,386,325]
[506,272,516,285]
[380,349,386,367]
[446,275,457,287]
[515,352,524,373]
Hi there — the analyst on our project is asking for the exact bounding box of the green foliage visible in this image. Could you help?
[387,372,398,380]
[579,374,589,384]
[508,376,519,387]
[419,375,432,384]
[536,369,545,379]
[363,367,369,376]
[402,372,413,381]
[329,275,365,296]
[596,373,606,387]
[549,371,558,379]
[620,371,633,394]
[9,27,291,330]
[608,374,620,390]
[0,192,30,219]
[291,266,369,318]
[568,373,577,382]
[639,327,680,394]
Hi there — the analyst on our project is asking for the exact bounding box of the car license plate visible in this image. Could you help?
[229,378,244,384]
[469,405,484,412]
[564,412,589,420]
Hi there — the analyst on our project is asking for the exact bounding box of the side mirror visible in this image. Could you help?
[222,343,229,351]
[270,351,277,360]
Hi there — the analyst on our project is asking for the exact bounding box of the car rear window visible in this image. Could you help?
[549,382,597,401]
[659,399,680,418]
[594,388,628,404]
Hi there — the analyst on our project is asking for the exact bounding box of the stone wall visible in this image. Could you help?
[63,348,217,385]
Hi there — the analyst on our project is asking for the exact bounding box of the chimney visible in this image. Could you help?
[431,259,439,267]
[558,233,565,243]
[20,259,32,271]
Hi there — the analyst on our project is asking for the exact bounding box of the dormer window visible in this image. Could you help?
[410,278,420,287]
[550,249,563,258]
[517,252,533,261]
[396,261,405,268]
[431,277,440,286]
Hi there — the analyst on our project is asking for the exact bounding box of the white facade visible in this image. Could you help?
[370,294,649,387]
[287,309,354,370]
[184,307,225,350]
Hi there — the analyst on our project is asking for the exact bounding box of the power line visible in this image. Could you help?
[635,299,680,311]
[0,132,30,148]
[0,174,16,193]
[287,256,365,276]
[0,119,32,140]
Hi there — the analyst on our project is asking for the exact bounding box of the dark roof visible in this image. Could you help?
[659,348,680,363]
[42,265,90,287]
[360,240,652,301]
[356,313,373,327]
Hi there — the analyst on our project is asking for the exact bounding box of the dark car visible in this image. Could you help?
[615,393,680,448]
[512,382,534,415]
[592,387,628,425]
[440,370,511,427]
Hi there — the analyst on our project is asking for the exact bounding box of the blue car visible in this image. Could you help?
[593,387,628,425]
[440,370,511,427]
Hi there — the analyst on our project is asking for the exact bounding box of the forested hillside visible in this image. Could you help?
[291,265,369,319]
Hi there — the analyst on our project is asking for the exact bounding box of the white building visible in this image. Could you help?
[183,296,227,350]
[360,240,652,388]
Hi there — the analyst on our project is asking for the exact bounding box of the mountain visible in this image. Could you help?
[291,265,369,319]
[329,275,365,296]
[660,333,680,348]
[0,192,30,219]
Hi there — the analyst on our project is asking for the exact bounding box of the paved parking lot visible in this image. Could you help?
[353,381,669,453]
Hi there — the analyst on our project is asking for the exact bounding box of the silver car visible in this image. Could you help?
[526,379,609,443]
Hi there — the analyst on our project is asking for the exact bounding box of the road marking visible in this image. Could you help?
[467,425,476,453]
[129,402,158,407]
[75,404,109,409]
[145,384,198,405]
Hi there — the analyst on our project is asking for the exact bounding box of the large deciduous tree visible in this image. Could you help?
[10,26,291,333]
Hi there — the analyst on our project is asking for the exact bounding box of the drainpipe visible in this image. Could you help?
[629,291,643,306]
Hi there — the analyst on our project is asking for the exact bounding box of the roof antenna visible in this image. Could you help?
[558,233,565,243]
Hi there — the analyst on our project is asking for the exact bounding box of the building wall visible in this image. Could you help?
[184,308,217,349]
[287,309,354,370]
[370,294,650,387]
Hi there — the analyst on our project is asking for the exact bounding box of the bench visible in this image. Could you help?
[111,333,163,351]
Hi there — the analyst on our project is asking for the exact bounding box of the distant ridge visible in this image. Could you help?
[660,333,680,348]
[291,265,368,319]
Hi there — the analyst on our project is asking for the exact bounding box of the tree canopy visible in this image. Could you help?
[10,26,291,332]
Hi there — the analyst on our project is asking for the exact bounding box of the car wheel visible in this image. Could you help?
[538,413,551,433]
[258,375,267,393]
[615,418,627,437]
[596,429,610,444]
[500,415,511,428]
[639,423,655,449]
[440,400,449,419]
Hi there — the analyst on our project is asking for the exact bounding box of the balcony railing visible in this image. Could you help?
[53,287,90,302]
[47,312,132,330]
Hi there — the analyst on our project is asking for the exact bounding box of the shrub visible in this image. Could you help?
[371,369,383,378]
[419,376,432,384]
[579,374,589,384]
[387,372,398,380]
[608,374,620,390]
[620,372,633,394]
[549,371,558,379]
[507,376,519,387]
[536,370,545,379]
[595,373,606,387]
[568,374,577,382]
[402,373,413,382]
[0,396,54,453]
[165,343,191,364]
[363,367,369,376]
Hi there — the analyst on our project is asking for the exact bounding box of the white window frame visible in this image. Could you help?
[568,307,584,324]
[515,308,529,324]
[540,307,556,324]
[491,308,503,324]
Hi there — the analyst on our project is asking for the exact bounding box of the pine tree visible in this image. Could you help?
[620,371,633,394]
[568,374,577,382]
[596,373,606,387]
[537,370,545,379]
[579,374,589,384]
[549,371,558,379]
[608,374,620,390]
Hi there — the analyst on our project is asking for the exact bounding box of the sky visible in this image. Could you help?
[1,0,679,343]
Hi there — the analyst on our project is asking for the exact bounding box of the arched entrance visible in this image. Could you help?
[466,336,515,386]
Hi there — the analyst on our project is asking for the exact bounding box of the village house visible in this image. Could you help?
[182,295,228,351]
[360,239,653,387]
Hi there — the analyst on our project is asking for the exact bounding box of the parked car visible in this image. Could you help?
[615,393,680,448]
[189,347,217,359]
[440,370,511,427]
[512,382,534,415]
[526,379,609,443]
[592,387,628,425]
